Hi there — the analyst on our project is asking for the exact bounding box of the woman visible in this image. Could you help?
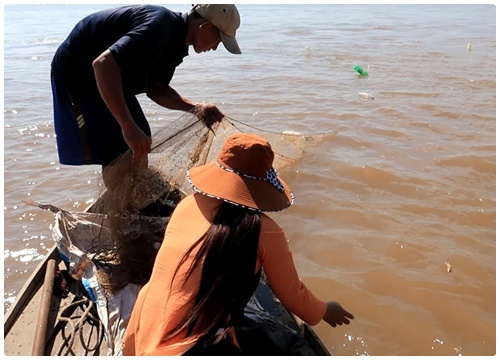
[122,133,354,356]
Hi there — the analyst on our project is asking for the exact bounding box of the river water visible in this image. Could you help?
[3,4,496,356]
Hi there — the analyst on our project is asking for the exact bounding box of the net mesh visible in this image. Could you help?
[84,111,332,294]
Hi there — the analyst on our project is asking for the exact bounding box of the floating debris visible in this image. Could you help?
[283,130,302,136]
[358,92,375,100]
[305,46,313,58]
[354,65,368,76]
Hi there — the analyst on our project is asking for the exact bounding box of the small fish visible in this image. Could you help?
[467,43,472,52]
[445,262,452,272]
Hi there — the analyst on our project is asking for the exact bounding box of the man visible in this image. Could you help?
[51,4,241,167]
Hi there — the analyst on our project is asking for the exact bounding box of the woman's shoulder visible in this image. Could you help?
[174,193,222,216]
[260,213,284,234]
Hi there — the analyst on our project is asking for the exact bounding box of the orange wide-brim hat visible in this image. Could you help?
[187,133,294,212]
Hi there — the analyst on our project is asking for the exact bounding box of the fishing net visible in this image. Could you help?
[88,110,332,296]
[95,111,326,217]
[86,111,215,295]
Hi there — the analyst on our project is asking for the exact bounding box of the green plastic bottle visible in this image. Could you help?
[353,65,368,76]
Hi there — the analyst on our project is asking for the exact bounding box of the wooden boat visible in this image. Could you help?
[4,119,331,356]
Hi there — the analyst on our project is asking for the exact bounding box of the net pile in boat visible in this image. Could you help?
[89,111,213,294]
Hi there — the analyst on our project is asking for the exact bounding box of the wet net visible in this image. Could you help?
[87,111,332,295]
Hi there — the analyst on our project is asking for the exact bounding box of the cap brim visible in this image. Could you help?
[220,32,241,54]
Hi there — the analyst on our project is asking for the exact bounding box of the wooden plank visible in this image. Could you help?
[4,245,60,335]
[32,259,57,355]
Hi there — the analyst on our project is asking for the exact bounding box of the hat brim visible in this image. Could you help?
[220,32,241,54]
[188,162,293,212]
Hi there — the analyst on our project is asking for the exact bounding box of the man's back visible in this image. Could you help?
[54,5,188,94]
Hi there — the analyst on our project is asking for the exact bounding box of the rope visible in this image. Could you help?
[55,296,105,356]
[225,115,338,137]
[222,116,302,160]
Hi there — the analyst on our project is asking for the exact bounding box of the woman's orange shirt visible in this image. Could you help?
[122,193,327,356]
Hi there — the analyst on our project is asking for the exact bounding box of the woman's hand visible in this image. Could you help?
[322,301,354,328]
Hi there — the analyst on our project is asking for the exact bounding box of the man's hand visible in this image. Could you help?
[194,103,224,129]
[122,125,151,160]
[322,301,355,328]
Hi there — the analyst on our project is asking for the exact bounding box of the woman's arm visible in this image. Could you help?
[259,225,354,327]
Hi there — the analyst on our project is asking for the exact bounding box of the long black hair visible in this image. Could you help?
[162,200,261,342]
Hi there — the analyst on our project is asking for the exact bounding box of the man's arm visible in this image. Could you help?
[147,83,224,128]
[92,49,151,160]
[147,83,196,112]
